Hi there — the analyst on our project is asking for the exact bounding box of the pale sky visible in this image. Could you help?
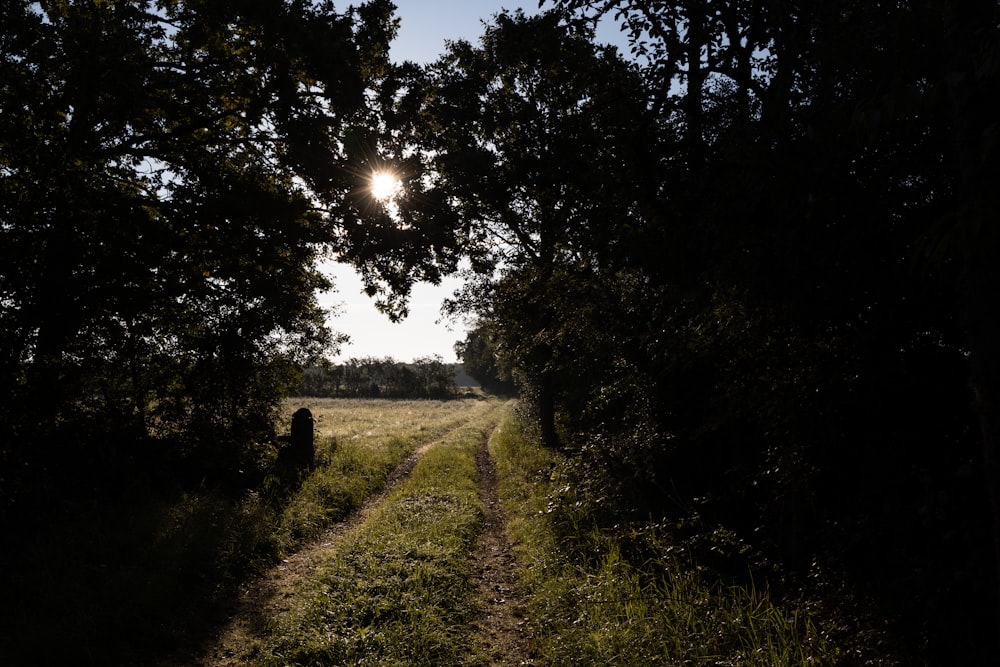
[320,1,626,363]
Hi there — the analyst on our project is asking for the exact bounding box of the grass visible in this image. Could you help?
[269,397,495,551]
[0,397,497,667]
[246,398,507,666]
[1,398,890,666]
[488,411,853,666]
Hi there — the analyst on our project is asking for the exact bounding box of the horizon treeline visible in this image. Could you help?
[295,356,465,399]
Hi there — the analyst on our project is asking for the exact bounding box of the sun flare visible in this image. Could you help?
[370,170,402,203]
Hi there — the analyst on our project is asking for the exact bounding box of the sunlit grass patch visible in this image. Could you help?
[0,398,496,667]
[272,397,497,552]
[250,400,506,666]
[279,397,482,445]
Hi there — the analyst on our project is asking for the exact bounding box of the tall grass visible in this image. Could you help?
[489,411,849,666]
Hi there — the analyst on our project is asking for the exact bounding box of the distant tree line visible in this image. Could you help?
[296,356,458,399]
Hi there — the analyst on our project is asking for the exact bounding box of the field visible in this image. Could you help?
[278,396,490,446]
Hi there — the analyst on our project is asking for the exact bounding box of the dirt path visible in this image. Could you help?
[163,417,532,666]
[165,440,437,667]
[464,431,536,666]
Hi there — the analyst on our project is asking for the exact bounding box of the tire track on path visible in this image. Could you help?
[174,426,454,667]
[465,427,536,666]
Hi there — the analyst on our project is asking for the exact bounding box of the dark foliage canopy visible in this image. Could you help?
[0,0,402,491]
[379,2,1000,661]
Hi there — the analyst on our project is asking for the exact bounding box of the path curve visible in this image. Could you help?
[166,439,437,667]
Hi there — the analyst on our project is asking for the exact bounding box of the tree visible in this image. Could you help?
[455,326,516,396]
[0,0,396,491]
[381,9,655,445]
[549,0,998,658]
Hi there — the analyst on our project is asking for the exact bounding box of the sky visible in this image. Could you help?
[319,1,626,364]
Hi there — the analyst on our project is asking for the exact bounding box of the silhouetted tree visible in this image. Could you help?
[0,0,394,493]
[455,327,516,396]
[381,9,654,446]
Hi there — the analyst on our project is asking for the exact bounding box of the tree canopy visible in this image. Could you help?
[391,3,999,661]
[392,10,658,446]
[0,0,400,487]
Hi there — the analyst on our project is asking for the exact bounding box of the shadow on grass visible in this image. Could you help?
[0,462,317,667]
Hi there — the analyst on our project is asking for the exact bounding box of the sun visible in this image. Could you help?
[370,170,402,203]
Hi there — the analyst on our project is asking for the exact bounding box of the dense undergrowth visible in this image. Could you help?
[489,410,900,666]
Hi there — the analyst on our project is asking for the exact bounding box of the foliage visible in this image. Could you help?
[297,355,458,399]
[454,324,517,396]
[388,9,658,446]
[0,0,399,497]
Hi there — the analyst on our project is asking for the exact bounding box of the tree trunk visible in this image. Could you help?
[538,373,558,449]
